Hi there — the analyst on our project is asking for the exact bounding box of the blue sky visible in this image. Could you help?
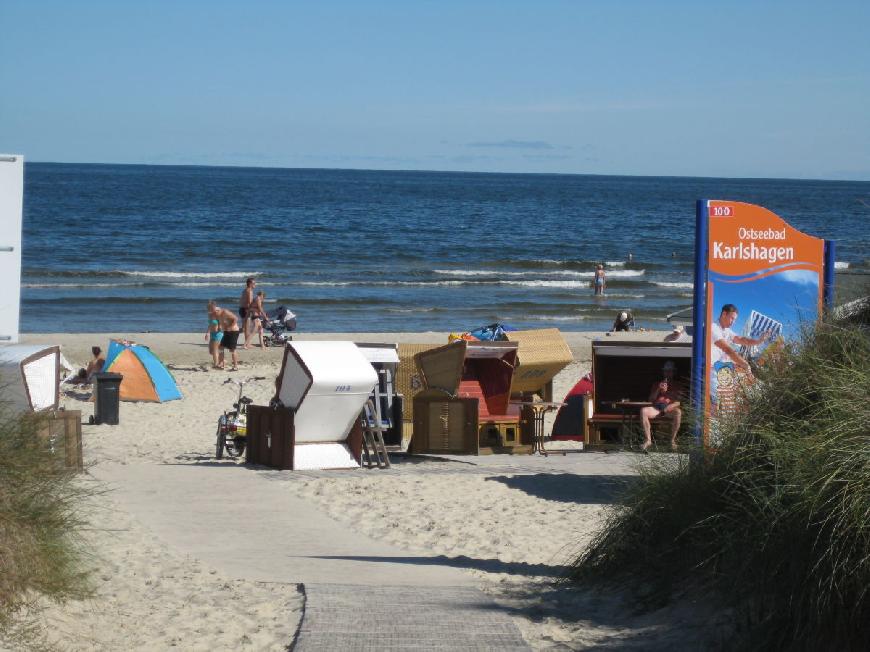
[712,269,820,341]
[2,1,868,179]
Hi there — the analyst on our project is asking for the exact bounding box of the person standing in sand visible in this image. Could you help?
[239,277,256,349]
[205,301,223,368]
[213,303,241,371]
[249,290,268,350]
[593,264,606,296]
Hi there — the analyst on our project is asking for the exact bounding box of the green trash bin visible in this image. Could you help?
[92,372,123,425]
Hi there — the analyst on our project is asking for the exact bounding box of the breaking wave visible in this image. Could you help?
[654,281,694,288]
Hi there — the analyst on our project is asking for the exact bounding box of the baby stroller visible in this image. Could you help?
[262,305,297,347]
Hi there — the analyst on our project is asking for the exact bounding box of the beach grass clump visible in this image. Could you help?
[0,406,94,647]
[569,316,870,651]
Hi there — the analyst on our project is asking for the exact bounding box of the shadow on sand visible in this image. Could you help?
[310,553,570,579]
[485,473,636,505]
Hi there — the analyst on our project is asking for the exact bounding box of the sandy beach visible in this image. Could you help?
[17,329,718,650]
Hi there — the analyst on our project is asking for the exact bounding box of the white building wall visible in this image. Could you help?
[0,155,24,343]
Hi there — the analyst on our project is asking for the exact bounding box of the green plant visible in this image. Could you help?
[570,319,870,650]
[0,407,94,648]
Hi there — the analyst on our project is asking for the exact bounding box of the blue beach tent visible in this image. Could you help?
[102,340,182,402]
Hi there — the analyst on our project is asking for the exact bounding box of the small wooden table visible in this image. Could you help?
[609,401,652,449]
[511,401,567,456]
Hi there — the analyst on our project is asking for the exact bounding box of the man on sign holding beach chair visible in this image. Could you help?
[710,304,774,416]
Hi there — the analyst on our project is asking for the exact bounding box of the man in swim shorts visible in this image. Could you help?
[239,277,256,349]
[215,304,241,371]
[639,360,683,451]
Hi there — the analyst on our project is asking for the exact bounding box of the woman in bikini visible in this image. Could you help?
[205,301,223,368]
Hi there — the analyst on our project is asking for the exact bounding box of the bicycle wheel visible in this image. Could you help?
[215,419,225,459]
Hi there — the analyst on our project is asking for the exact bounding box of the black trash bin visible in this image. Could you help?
[92,372,123,425]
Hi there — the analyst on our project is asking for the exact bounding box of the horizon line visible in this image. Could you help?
[17,158,870,184]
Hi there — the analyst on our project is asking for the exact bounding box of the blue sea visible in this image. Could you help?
[20,163,870,333]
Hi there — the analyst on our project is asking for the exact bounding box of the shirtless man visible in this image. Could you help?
[239,277,256,349]
[639,360,682,451]
[213,302,241,371]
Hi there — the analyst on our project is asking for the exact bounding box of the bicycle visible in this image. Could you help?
[215,376,266,459]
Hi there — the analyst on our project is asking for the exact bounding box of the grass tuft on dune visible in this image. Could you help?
[0,406,94,649]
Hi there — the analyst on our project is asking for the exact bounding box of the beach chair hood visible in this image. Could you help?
[275,341,377,470]
[0,344,61,412]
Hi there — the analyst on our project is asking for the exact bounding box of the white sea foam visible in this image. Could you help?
[605,261,626,267]
[118,271,262,279]
[171,281,277,288]
[23,282,148,289]
[26,281,276,289]
[834,261,850,269]
[506,314,588,321]
[434,269,528,277]
[434,268,644,279]
[602,269,645,277]
[435,268,587,278]
[386,307,438,313]
[498,280,593,288]
[654,282,694,288]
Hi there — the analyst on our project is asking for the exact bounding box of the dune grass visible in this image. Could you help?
[0,407,94,648]
[570,312,870,650]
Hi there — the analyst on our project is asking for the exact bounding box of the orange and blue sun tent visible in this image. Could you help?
[101,340,182,402]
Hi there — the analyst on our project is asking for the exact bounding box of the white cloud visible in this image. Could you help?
[777,269,819,286]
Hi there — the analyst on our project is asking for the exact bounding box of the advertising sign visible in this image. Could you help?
[691,200,832,444]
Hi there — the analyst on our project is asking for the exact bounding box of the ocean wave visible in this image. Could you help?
[506,314,588,321]
[435,268,645,279]
[834,261,850,269]
[23,282,149,289]
[434,269,530,277]
[170,281,277,288]
[495,280,591,289]
[604,261,626,267]
[23,281,277,289]
[24,269,264,279]
[653,281,693,288]
[385,307,440,313]
[119,271,262,279]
